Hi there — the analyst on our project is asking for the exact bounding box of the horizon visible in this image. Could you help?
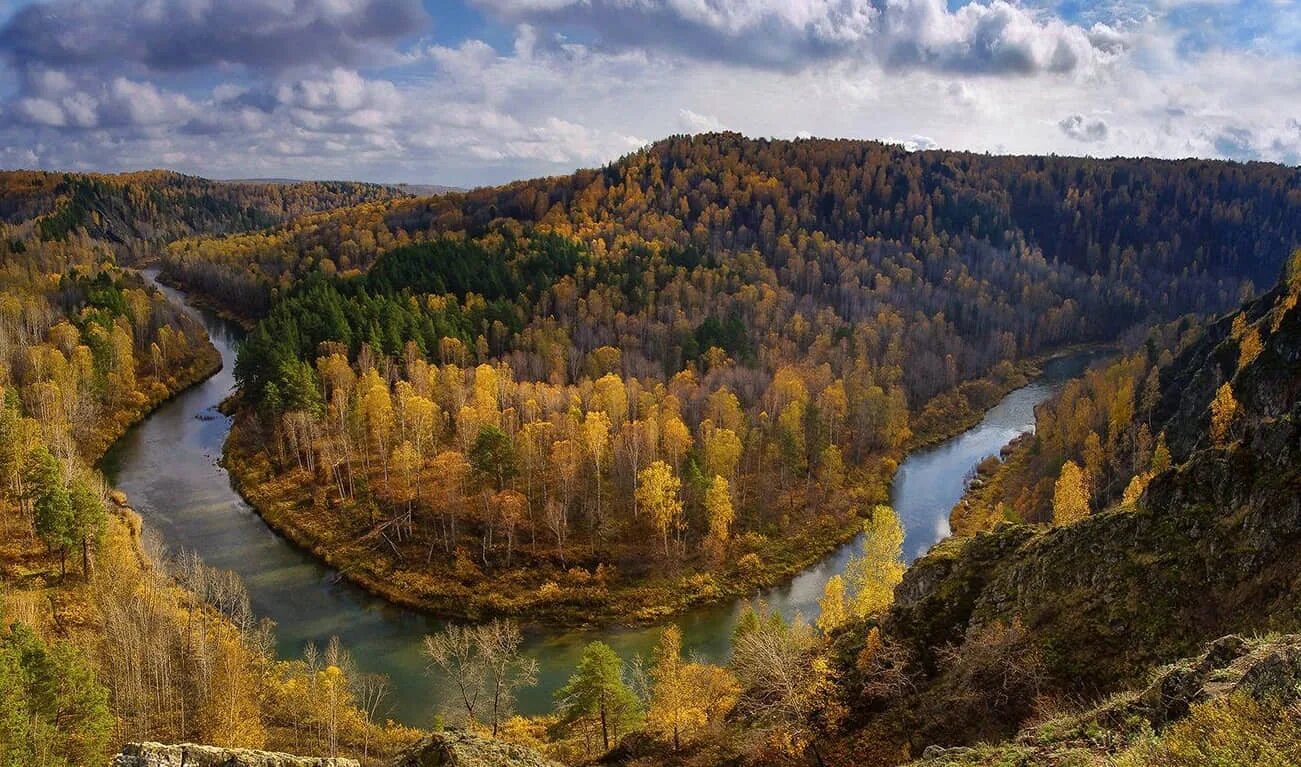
[5,129,1300,191]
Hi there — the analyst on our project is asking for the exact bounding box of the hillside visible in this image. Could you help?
[187,134,1300,625]
[910,633,1301,767]
[0,169,406,254]
[819,258,1301,763]
[163,134,1301,323]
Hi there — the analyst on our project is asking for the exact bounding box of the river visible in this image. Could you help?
[101,272,1104,726]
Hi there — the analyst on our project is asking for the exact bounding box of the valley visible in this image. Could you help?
[0,136,1298,767]
[103,268,1106,725]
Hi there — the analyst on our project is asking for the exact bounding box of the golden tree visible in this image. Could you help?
[636,460,682,555]
[816,574,848,634]
[647,626,692,751]
[646,626,736,750]
[703,475,733,552]
[845,505,905,618]
[1210,382,1238,445]
[1052,460,1090,525]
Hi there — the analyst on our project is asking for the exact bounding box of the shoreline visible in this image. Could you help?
[215,345,1105,629]
[221,419,882,629]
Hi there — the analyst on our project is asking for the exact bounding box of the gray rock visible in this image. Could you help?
[111,743,358,767]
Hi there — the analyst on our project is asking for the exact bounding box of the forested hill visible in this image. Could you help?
[0,169,407,253]
[204,134,1301,626]
[165,133,1301,320]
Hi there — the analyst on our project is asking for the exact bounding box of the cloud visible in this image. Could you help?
[7,76,196,130]
[0,0,428,77]
[471,0,1121,75]
[1058,114,1109,142]
[679,108,727,133]
[0,0,1295,187]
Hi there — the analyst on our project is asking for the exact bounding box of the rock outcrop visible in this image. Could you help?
[826,274,1301,762]
[888,276,1301,692]
[392,730,564,767]
[910,633,1301,766]
[111,743,358,767]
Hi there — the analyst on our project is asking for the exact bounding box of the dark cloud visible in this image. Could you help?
[0,0,428,77]
[472,0,1114,75]
[1058,114,1108,142]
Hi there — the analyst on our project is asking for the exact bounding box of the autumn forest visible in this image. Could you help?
[1,135,1300,767]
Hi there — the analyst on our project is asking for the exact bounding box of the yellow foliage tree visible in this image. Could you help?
[1052,460,1090,525]
[637,460,682,555]
[1121,472,1151,507]
[1210,382,1238,445]
[1152,433,1172,474]
[816,574,848,634]
[845,505,905,617]
[646,627,737,750]
[1238,327,1263,370]
[703,475,733,551]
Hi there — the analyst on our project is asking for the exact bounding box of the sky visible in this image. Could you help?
[0,0,1297,187]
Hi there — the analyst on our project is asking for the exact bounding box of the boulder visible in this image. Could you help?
[111,743,358,767]
[393,730,563,767]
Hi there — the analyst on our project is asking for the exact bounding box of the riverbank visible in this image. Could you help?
[107,273,1106,722]
[216,347,1099,628]
[152,269,261,331]
[905,343,1115,453]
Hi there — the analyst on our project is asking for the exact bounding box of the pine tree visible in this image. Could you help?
[0,623,113,766]
[68,478,106,578]
[26,448,75,576]
[554,642,641,752]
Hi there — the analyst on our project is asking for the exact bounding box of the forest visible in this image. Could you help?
[0,175,424,765]
[0,170,406,260]
[1,138,1300,767]
[180,134,1301,622]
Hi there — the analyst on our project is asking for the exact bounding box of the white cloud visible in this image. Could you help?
[16,97,66,127]
[0,0,1296,185]
[679,108,727,133]
[472,0,1121,75]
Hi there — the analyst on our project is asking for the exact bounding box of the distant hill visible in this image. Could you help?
[218,178,465,196]
[0,169,407,252]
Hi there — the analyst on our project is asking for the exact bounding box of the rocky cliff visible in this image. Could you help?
[111,730,564,767]
[392,730,564,767]
[910,633,1301,766]
[827,272,1301,760]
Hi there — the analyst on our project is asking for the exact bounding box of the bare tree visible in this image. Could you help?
[422,618,538,736]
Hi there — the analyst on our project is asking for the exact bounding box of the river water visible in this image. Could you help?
[101,273,1103,726]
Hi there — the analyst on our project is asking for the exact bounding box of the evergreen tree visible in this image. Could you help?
[554,642,641,752]
[25,448,75,576]
[68,478,107,577]
[0,623,113,767]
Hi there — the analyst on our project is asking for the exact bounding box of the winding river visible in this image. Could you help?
[101,272,1104,726]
